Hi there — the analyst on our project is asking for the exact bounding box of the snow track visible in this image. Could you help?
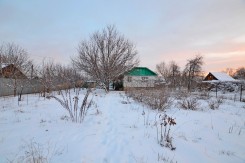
[81,92,134,162]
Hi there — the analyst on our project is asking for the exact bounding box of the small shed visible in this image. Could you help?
[202,72,240,92]
[203,72,236,82]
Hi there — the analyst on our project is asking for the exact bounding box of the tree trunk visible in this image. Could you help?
[187,71,191,91]
[14,78,17,96]
[105,81,110,92]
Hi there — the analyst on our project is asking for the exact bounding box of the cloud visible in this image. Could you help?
[232,35,245,44]
[203,52,245,72]
[205,50,245,59]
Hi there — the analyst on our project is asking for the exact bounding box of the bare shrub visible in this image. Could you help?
[60,115,69,121]
[208,100,219,110]
[156,113,176,150]
[47,88,93,123]
[208,97,223,110]
[7,140,57,163]
[129,89,145,103]
[146,90,173,111]
[178,97,199,110]
[157,153,176,163]
[197,91,210,100]
[217,96,224,104]
[126,88,172,111]
[174,90,189,100]
[219,150,235,156]
[126,88,176,149]
[228,125,233,133]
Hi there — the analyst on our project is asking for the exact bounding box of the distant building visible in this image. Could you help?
[123,67,158,88]
[203,72,236,82]
[202,72,240,92]
[0,63,27,79]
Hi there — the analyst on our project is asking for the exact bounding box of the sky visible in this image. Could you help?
[0,0,245,73]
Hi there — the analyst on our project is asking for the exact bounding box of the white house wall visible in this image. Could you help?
[123,76,156,88]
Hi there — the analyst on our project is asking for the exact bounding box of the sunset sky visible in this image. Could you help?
[0,0,245,73]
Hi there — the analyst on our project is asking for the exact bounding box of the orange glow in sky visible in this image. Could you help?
[0,0,244,72]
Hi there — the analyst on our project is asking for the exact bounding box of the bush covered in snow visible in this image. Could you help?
[208,97,224,110]
[198,82,240,92]
[178,97,200,110]
[125,88,173,111]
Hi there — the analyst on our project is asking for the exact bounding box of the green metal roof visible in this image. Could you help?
[125,67,157,76]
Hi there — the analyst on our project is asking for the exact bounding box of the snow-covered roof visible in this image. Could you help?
[204,72,237,82]
[1,63,10,69]
[211,72,236,81]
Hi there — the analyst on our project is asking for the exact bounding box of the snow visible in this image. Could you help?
[0,89,245,163]
[1,63,10,69]
[210,72,237,82]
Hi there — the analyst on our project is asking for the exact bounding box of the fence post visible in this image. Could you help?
[0,54,2,75]
[216,83,218,98]
[0,78,1,96]
[240,84,243,102]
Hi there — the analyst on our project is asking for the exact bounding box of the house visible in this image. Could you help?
[0,63,27,79]
[203,72,236,82]
[202,72,239,92]
[82,80,96,88]
[123,67,158,88]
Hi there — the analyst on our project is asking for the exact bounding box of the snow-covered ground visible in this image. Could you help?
[0,89,244,163]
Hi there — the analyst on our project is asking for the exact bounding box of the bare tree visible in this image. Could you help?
[234,67,245,80]
[55,64,83,91]
[223,68,235,77]
[156,61,168,81]
[156,62,166,76]
[0,42,33,76]
[72,25,139,91]
[0,43,33,97]
[184,55,204,91]
[37,59,84,97]
[156,61,181,88]
[37,59,56,97]
[168,61,181,88]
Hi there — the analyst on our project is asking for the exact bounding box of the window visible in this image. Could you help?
[127,76,132,82]
[142,77,148,82]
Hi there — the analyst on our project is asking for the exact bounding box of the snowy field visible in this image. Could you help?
[0,89,245,163]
